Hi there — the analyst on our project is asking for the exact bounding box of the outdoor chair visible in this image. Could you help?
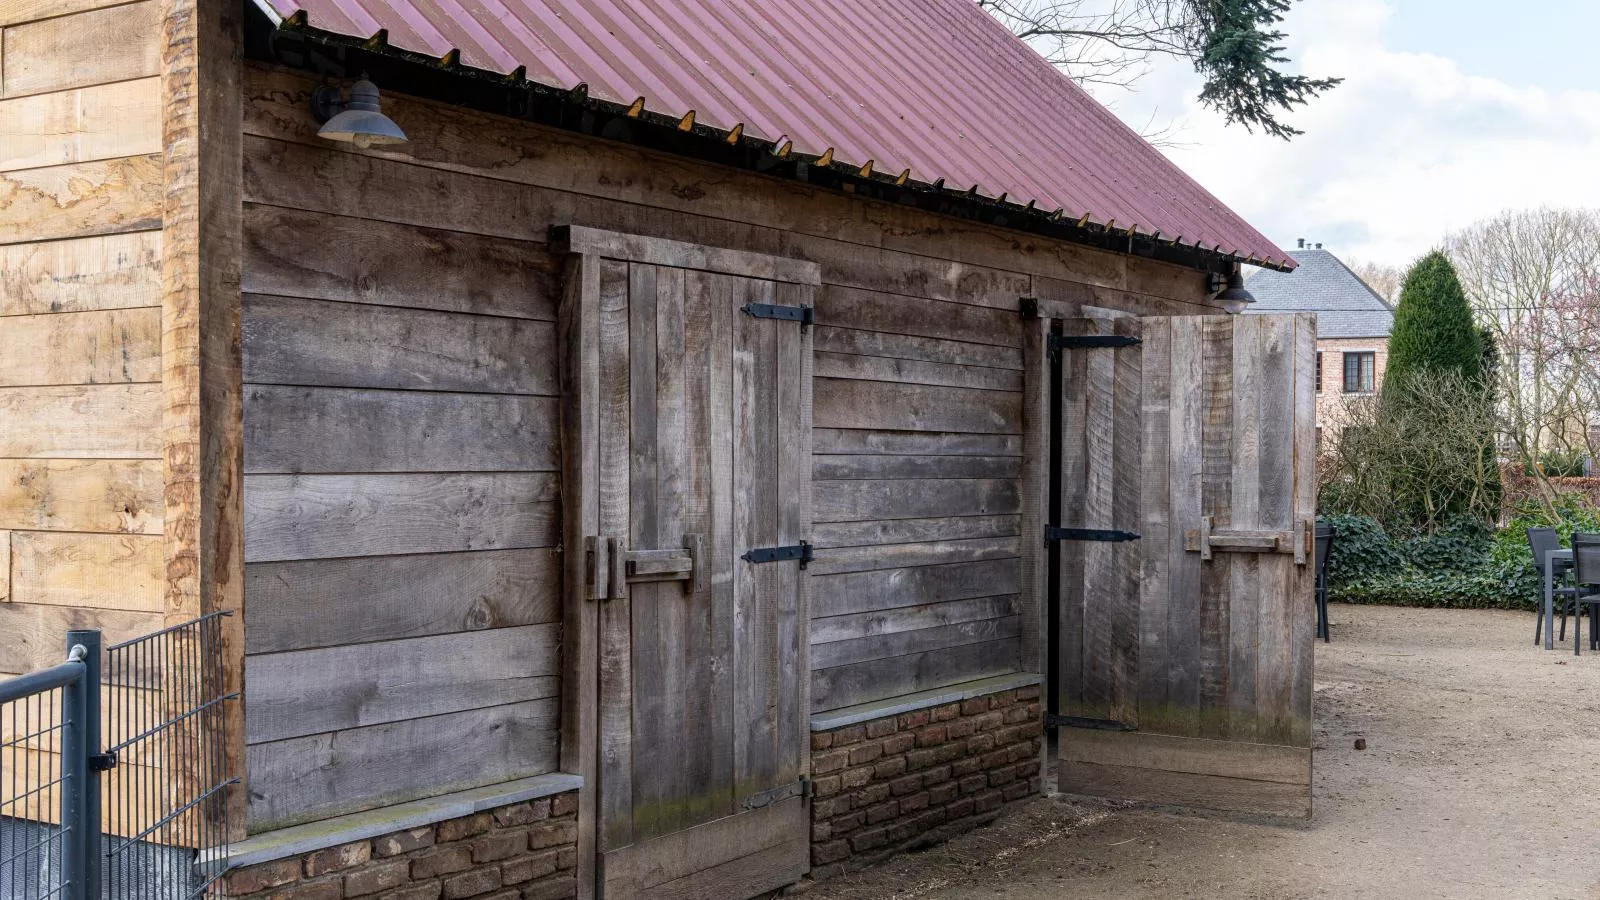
[1569,533,1600,655]
[1529,527,1579,646]
[1314,522,1335,642]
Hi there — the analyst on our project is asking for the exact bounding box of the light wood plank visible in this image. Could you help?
[813,351,1021,392]
[243,548,561,654]
[0,601,162,682]
[242,472,559,562]
[0,0,135,26]
[813,454,1020,481]
[810,638,1020,712]
[812,429,1021,456]
[594,256,632,853]
[810,595,1019,645]
[1136,317,1172,719]
[814,478,1020,523]
[242,205,560,320]
[811,616,1021,669]
[811,558,1019,618]
[811,514,1019,550]
[1255,314,1298,746]
[9,531,161,611]
[1108,318,1143,725]
[1197,317,1234,739]
[0,458,161,533]
[244,625,561,744]
[1290,314,1318,742]
[1,1,160,97]
[0,155,163,245]
[1164,317,1206,733]
[0,231,161,316]
[0,384,159,457]
[1228,316,1263,741]
[813,327,1021,370]
[0,307,159,386]
[0,77,160,171]
[245,699,561,832]
[808,536,1018,576]
[243,294,559,394]
[814,378,1020,434]
[242,385,560,474]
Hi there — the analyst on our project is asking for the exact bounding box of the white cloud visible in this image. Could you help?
[1086,0,1600,267]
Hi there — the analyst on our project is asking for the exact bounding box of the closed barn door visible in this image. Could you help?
[557,227,816,899]
[1050,313,1316,817]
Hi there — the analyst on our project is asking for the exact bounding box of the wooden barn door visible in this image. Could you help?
[557,227,817,900]
[1050,313,1316,817]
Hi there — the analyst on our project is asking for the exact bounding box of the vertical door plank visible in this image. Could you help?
[1108,318,1143,724]
[1254,314,1296,745]
[1165,317,1205,734]
[707,272,738,815]
[1289,313,1318,743]
[1078,319,1117,718]
[1056,323,1088,716]
[1136,317,1171,724]
[1227,315,1263,742]
[597,259,633,852]
[1197,317,1234,739]
[773,280,807,786]
[1018,317,1050,679]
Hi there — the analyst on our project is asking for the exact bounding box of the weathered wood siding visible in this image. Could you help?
[238,60,1216,831]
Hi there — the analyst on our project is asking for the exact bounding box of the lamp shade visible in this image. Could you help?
[316,79,407,149]
[1216,269,1256,314]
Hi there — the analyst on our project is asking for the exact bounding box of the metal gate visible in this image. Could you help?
[1,614,236,900]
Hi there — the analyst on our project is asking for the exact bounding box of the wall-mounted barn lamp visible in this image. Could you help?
[311,77,407,149]
[1207,263,1256,314]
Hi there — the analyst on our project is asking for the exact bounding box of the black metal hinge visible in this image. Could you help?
[742,541,813,569]
[742,777,811,810]
[1049,334,1142,351]
[89,751,117,773]
[1044,713,1136,732]
[742,302,814,331]
[1046,526,1141,543]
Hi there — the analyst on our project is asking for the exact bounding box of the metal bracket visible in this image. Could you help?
[89,751,117,773]
[1049,334,1141,351]
[1044,713,1136,732]
[1045,526,1141,543]
[742,541,813,569]
[742,302,814,330]
[742,778,810,810]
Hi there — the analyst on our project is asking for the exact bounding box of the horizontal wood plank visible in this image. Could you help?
[0,0,136,26]
[0,458,161,533]
[245,699,561,831]
[1057,760,1310,818]
[244,549,561,654]
[814,378,1020,434]
[602,796,806,891]
[245,625,561,744]
[810,595,1019,644]
[241,205,559,320]
[0,155,162,245]
[814,479,1020,523]
[0,231,161,316]
[1058,729,1311,785]
[816,286,1021,347]
[8,531,162,611]
[0,1,160,98]
[0,77,161,171]
[811,558,1020,618]
[810,638,1021,712]
[243,385,560,474]
[0,602,163,683]
[808,536,1018,576]
[813,327,1021,370]
[243,294,559,394]
[810,514,1020,549]
[555,224,819,284]
[0,307,160,386]
[811,616,1022,669]
[812,429,1022,456]
[813,454,1020,481]
[0,384,160,457]
[813,351,1021,392]
[243,472,560,562]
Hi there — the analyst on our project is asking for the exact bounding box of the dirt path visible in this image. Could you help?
[804,604,1600,900]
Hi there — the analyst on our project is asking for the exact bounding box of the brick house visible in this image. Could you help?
[1246,241,1396,444]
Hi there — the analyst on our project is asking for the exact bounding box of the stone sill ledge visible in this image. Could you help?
[224,772,583,869]
[809,672,1044,732]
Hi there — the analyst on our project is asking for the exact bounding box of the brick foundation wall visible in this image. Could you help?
[806,685,1042,879]
[222,793,579,900]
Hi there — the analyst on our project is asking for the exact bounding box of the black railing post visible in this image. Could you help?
[60,634,90,900]
[70,629,104,900]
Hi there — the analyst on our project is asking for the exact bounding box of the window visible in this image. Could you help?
[1343,351,1376,393]
[1315,352,1322,393]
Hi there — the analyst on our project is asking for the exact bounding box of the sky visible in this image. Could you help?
[1082,0,1600,268]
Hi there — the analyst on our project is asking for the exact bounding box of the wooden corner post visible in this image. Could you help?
[160,0,246,842]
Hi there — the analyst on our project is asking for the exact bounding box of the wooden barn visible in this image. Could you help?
[0,0,1317,897]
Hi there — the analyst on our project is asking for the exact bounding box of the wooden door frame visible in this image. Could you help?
[554,225,820,900]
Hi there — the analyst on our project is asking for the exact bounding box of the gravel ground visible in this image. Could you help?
[803,603,1600,900]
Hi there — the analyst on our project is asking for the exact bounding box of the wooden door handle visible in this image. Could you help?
[1185,517,1314,565]
[609,533,707,595]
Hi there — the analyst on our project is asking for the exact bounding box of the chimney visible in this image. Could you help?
[1315,242,1323,249]
[1297,238,1305,248]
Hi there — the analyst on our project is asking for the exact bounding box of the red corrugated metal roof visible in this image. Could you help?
[254,0,1291,269]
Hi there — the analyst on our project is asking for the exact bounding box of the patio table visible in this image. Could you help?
[1545,548,1574,650]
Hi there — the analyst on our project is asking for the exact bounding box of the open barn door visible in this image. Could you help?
[557,227,817,899]
[1048,313,1316,817]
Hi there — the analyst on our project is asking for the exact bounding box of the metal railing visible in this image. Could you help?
[0,615,234,900]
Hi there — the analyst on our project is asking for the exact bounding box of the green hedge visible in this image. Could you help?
[1324,497,1600,610]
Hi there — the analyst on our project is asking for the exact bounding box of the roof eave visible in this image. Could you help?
[243,7,1295,275]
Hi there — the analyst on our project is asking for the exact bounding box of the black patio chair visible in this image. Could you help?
[1569,533,1600,655]
[1314,522,1335,643]
[1529,527,1579,646]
